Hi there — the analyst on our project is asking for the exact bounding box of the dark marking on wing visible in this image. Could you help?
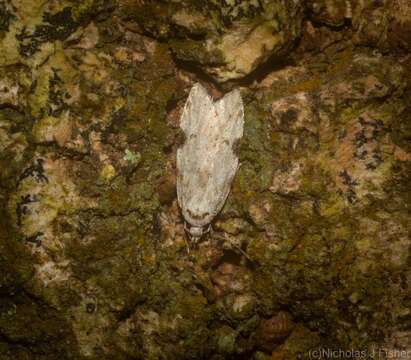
[175,129,187,149]
[187,209,210,221]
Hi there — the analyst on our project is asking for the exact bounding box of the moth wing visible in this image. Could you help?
[177,85,244,227]
[178,83,213,135]
[177,83,214,225]
[203,88,244,215]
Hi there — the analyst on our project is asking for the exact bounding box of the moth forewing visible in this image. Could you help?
[179,83,213,134]
[176,83,244,242]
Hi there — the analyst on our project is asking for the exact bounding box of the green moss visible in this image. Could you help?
[236,99,273,197]
[271,324,321,359]
[28,69,50,118]
[286,77,323,94]
[70,0,115,21]
[392,107,411,151]
[0,0,409,357]
[215,325,237,354]
[170,38,225,65]
[0,293,82,358]
[326,48,354,76]
[0,2,12,31]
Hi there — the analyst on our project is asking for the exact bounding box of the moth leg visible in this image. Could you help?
[213,231,253,262]
[207,224,213,238]
[184,234,191,254]
[184,221,190,234]
[232,243,253,262]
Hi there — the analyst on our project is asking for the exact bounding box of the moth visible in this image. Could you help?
[177,83,244,242]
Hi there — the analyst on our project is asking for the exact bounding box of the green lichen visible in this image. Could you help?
[17,7,81,57]
[123,149,141,165]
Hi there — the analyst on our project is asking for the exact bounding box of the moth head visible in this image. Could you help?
[184,223,211,243]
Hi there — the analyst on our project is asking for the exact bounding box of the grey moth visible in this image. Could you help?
[176,83,244,242]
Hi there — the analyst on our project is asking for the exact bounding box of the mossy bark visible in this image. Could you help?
[0,1,410,359]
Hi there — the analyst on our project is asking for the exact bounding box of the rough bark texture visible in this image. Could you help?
[0,1,410,359]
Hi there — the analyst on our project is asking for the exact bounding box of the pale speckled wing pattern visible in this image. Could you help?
[177,83,244,228]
